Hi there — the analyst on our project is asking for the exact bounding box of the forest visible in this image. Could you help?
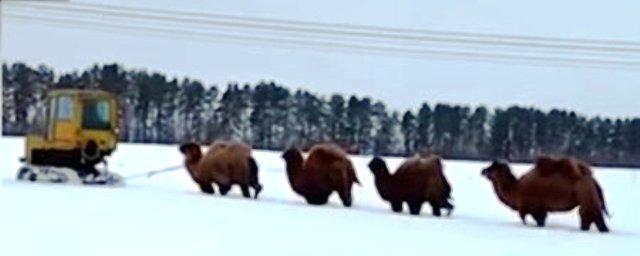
[3,62,639,166]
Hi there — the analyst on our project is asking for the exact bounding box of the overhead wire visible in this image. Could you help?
[4,2,640,70]
[24,1,640,50]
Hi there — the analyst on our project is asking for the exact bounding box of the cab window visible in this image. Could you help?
[56,96,73,120]
[82,99,111,130]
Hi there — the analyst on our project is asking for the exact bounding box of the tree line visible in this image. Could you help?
[3,62,639,166]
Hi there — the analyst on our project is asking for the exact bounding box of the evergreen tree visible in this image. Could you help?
[202,85,220,142]
[346,96,373,153]
[464,106,489,156]
[415,103,432,151]
[217,83,250,142]
[400,110,417,155]
[328,94,347,142]
[178,79,205,141]
[372,101,392,154]
[250,81,290,149]
[626,119,640,162]
[290,90,326,147]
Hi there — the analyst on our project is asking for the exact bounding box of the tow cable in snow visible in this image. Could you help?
[123,165,184,180]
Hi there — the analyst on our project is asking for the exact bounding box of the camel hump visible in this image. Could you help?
[576,161,593,176]
[307,144,350,167]
[307,144,358,185]
[199,140,254,182]
[209,140,229,148]
[534,156,583,179]
[414,154,442,175]
[226,143,252,156]
[309,144,348,158]
[209,140,250,153]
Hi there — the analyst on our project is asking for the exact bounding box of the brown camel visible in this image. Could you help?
[368,155,453,216]
[281,144,360,207]
[179,141,263,198]
[481,157,609,232]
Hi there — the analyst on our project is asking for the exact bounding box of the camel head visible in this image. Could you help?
[179,142,202,161]
[367,156,390,176]
[179,142,203,175]
[481,159,512,182]
[281,147,303,163]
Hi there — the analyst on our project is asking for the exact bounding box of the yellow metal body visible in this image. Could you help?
[24,89,119,166]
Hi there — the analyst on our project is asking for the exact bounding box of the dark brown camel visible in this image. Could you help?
[281,144,360,207]
[368,155,453,216]
[179,141,262,198]
[481,157,609,232]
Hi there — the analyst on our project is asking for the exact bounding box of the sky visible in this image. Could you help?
[1,0,639,118]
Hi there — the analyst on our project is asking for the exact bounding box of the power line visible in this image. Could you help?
[51,1,640,48]
[6,13,640,71]
[7,1,640,56]
[8,3,640,66]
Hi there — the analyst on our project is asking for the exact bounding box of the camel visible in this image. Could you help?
[281,144,360,207]
[481,157,609,232]
[368,155,453,216]
[179,141,262,198]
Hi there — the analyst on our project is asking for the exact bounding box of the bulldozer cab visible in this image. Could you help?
[25,89,119,171]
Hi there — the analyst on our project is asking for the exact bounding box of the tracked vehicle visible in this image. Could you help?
[17,89,123,185]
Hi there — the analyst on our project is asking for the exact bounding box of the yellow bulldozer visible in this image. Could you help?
[17,89,123,185]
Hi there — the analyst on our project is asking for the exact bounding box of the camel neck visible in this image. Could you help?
[491,173,519,210]
[285,156,306,195]
[184,151,203,181]
[185,159,200,180]
[373,171,393,201]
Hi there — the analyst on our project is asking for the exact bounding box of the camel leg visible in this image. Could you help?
[247,157,263,199]
[576,180,609,232]
[580,208,609,232]
[334,174,354,208]
[432,196,454,216]
[580,216,591,231]
[338,190,353,207]
[408,201,424,216]
[518,210,528,225]
[252,184,263,199]
[198,183,215,194]
[391,201,403,213]
[240,185,251,198]
[219,184,232,196]
[579,207,594,231]
[594,213,609,233]
[532,212,548,227]
[443,200,454,216]
[429,201,441,217]
[252,183,263,199]
[305,195,329,205]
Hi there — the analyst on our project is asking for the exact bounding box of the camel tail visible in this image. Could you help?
[248,157,259,184]
[349,165,361,185]
[247,156,263,199]
[595,181,610,217]
[432,157,452,198]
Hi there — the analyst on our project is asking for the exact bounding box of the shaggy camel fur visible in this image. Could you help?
[282,144,360,206]
[179,141,262,198]
[481,157,609,232]
[368,155,453,216]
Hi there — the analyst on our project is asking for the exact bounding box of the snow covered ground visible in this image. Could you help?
[1,137,639,255]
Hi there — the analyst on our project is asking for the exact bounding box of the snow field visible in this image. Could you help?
[1,137,639,256]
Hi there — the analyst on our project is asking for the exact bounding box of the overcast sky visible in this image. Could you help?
[2,0,639,118]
